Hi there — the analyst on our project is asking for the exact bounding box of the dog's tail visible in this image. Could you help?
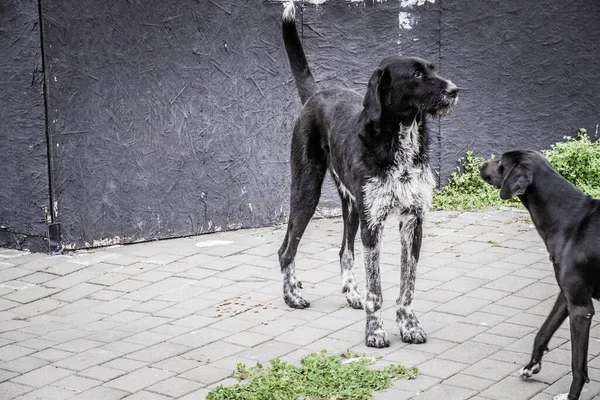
[282,1,318,105]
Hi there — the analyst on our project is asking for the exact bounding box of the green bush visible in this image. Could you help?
[543,128,600,198]
[433,128,600,210]
[432,151,520,210]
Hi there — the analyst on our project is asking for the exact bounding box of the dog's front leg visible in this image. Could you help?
[361,223,390,348]
[520,292,568,379]
[396,211,427,344]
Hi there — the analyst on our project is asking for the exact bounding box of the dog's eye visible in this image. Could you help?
[413,71,422,79]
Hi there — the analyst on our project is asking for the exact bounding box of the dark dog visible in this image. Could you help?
[480,150,600,400]
[278,1,458,348]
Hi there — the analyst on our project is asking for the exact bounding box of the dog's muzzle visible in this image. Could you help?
[435,81,458,116]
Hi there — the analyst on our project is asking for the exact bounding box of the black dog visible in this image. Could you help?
[480,150,600,400]
[278,1,458,348]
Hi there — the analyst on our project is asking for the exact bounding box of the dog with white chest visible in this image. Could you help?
[278,1,458,347]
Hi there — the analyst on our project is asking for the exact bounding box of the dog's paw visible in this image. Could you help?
[553,394,568,400]
[397,309,427,344]
[284,293,310,309]
[518,360,541,379]
[366,330,390,348]
[400,325,427,344]
[344,289,364,310]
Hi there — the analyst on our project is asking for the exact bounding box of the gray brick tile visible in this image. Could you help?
[0,356,48,373]
[444,373,495,391]
[182,341,246,363]
[416,383,477,400]
[178,388,210,399]
[79,365,126,382]
[179,364,232,385]
[101,358,146,372]
[0,368,19,383]
[430,322,489,343]
[126,342,190,364]
[52,375,101,392]
[146,376,203,397]
[463,358,520,381]
[103,367,174,393]
[383,347,435,367]
[66,386,128,400]
[480,375,547,400]
[0,381,34,399]
[0,345,36,362]
[11,365,73,387]
[53,349,121,372]
[121,391,172,400]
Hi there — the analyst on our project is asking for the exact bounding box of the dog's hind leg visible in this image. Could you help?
[396,211,427,344]
[520,292,568,379]
[278,157,326,309]
[565,298,594,400]
[361,222,390,348]
[338,197,363,309]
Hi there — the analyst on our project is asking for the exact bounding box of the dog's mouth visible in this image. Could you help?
[434,95,458,117]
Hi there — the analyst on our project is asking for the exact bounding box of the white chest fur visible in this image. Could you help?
[362,120,435,229]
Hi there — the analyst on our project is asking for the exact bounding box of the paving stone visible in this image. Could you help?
[416,383,477,400]
[53,349,121,372]
[0,381,34,399]
[480,375,547,400]
[78,365,126,382]
[121,391,172,400]
[52,375,101,392]
[462,358,520,381]
[146,376,203,397]
[66,386,128,400]
[0,356,48,374]
[103,367,174,393]
[439,341,500,364]
[417,358,470,379]
[12,385,75,399]
[11,365,73,387]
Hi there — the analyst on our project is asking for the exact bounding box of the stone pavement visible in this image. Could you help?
[1,209,600,400]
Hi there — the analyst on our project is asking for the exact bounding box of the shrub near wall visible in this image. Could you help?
[433,129,600,210]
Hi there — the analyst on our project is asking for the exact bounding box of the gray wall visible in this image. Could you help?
[1,0,599,251]
[0,0,49,250]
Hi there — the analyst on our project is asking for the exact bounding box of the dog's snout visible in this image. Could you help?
[444,81,459,98]
[478,162,484,171]
[446,88,458,98]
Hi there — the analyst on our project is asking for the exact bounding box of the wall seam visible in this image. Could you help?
[37,0,56,223]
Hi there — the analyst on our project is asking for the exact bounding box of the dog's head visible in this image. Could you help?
[363,56,458,121]
[479,151,541,200]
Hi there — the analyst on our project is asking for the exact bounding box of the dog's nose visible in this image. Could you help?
[478,162,484,170]
[445,88,458,98]
[444,81,458,98]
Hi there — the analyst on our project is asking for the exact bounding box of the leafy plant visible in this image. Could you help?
[433,128,600,210]
[542,128,600,198]
[206,350,418,400]
[432,151,520,210]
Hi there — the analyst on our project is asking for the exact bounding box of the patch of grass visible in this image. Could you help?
[433,128,600,210]
[206,350,418,400]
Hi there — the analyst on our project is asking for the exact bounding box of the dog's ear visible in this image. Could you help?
[499,164,532,199]
[363,68,384,121]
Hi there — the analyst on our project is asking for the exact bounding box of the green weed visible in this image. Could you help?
[206,350,418,400]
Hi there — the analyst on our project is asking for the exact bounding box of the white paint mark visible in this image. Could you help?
[400,0,435,7]
[399,12,413,29]
[196,240,233,248]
